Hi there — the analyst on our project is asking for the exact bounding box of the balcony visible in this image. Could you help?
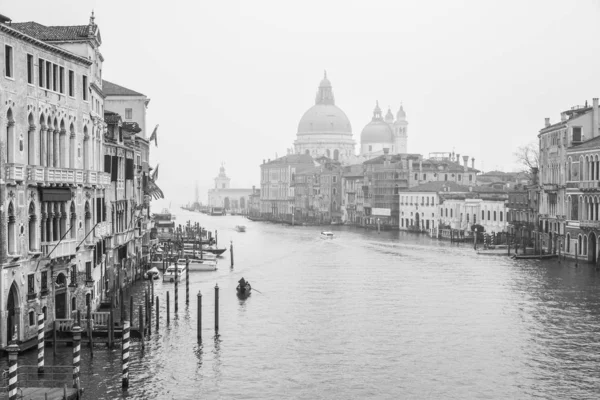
[85,278,94,288]
[100,172,111,185]
[41,239,77,259]
[580,220,600,229]
[542,183,558,191]
[94,221,112,238]
[114,229,135,247]
[45,167,75,184]
[6,163,26,182]
[28,166,45,183]
[27,292,37,301]
[578,181,600,190]
[85,171,98,186]
[40,288,49,297]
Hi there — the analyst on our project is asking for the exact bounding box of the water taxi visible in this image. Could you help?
[176,258,217,271]
[162,263,186,283]
[182,248,217,260]
[235,225,246,232]
[320,231,334,239]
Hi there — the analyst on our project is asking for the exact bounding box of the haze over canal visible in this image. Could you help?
[8,210,600,399]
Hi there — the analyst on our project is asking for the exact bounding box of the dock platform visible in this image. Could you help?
[0,387,78,399]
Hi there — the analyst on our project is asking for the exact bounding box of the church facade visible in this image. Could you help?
[360,102,408,157]
[207,166,252,213]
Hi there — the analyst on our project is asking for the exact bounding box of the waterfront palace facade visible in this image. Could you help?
[207,165,252,213]
[0,14,161,348]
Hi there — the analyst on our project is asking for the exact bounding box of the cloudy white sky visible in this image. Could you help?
[6,0,600,206]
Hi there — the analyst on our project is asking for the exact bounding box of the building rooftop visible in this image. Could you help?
[10,21,93,42]
[407,181,470,193]
[568,134,600,151]
[262,154,314,166]
[103,80,146,97]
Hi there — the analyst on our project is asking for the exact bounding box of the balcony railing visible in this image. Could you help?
[85,170,98,185]
[46,167,75,184]
[578,181,600,190]
[94,221,112,238]
[41,239,77,259]
[6,163,26,181]
[27,292,37,301]
[27,165,45,183]
[580,220,600,229]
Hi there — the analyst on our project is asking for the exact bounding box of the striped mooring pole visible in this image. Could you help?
[72,324,82,389]
[175,262,179,314]
[37,313,44,373]
[6,341,19,400]
[122,315,130,389]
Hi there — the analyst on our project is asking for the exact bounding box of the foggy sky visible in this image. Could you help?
[5,0,600,208]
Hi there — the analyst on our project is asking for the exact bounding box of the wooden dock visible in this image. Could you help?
[0,387,78,399]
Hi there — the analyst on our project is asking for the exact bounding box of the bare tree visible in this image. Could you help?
[514,141,539,172]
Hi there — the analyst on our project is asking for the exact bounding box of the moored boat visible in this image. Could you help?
[162,263,186,283]
[176,258,217,271]
[144,267,160,280]
[201,245,227,256]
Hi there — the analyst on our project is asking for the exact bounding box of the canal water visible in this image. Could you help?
[6,210,600,399]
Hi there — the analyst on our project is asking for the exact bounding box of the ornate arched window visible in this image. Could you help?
[70,201,77,239]
[28,202,38,252]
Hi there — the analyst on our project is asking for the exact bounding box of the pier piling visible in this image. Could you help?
[186,259,190,305]
[122,312,130,389]
[108,308,114,349]
[230,241,234,268]
[72,324,81,389]
[37,313,44,374]
[167,292,170,325]
[139,305,145,350]
[175,263,179,314]
[130,296,133,334]
[215,284,219,334]
[156,296,159,331]
[87,304,94,357]
[197,290,202,342]
[7,341,19,400]
[52,321,57,359]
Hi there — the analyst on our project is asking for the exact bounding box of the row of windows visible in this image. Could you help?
[4,45,88,101]
[400,195,436,206]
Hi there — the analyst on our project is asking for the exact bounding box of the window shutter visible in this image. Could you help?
[111,156,118,181]
[104,155,111,173]
[125,159,134,180]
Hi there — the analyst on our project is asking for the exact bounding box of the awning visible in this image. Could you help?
[40,187,71,202]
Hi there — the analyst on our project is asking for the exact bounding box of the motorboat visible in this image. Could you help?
[162,263,186,283]
[201,245,227,256]
[144,267,160,280]
[235,225,246,232]
[320,231,334,239]
[182,249,217,260]
[176,258,217,271]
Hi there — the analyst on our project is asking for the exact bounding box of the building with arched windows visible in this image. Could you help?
[0,13,159,349]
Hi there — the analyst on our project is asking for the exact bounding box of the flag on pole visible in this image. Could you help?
[151,164,159,181]
[149,124,159,146]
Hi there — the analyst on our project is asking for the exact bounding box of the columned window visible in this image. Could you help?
[59,121,66,168]
[83,126,89,170]
[70,201,77,239]
[39,115,46,166]
[69,124,75,169]
[28,114,36,165]
[28,202,38,252]
[85,201,91,242]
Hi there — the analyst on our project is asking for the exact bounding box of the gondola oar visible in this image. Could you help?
[251,288,263,294]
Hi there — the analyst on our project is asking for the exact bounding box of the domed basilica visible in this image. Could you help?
[294,72,355,161]
[293,72,408,162]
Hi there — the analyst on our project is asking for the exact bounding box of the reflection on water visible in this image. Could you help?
[3,210,600,399]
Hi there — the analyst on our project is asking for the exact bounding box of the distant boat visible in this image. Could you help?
[320,231,334,239]
[210,207,226,216]
[176,258,217,271]
[235,225,246,232]
[162,263,186,283]
[202,245,227,256]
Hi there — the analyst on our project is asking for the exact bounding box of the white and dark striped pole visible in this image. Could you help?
[6,341,19,400]
[72,324,81,389]
[37,313,44,373]
[122,314,130,389]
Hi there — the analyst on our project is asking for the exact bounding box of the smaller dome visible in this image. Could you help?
[361,120,393,144]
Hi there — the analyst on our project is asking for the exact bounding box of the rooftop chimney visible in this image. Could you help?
[545,117,550,127]
[593,98,599,139]
[456,154,460,164]
[471,157,475,169]
[462,155,469,171]
[263,159,265,164]
[561,112,567,122]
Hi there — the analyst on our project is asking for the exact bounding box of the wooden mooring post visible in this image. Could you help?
[230,241,234,268]
[37,313,44,373]
[130,295,134,333]
[197,290,202,342]
[122,312,130,389]
[167,291,170,325]
[215,284,219,335]
[156,296,159,331]
[139,305,145,350]
[175,264,179,314]
[72,324,81,390]
[7,342,19,400]
[186,259,190,305]
[108,308,114,349]
[87,304,94,358]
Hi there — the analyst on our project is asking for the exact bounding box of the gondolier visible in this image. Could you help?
[236,277,251,295]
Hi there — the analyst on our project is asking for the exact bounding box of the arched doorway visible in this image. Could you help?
[223,197,230,210]
[415,212,420,229]
[589,232,597,264]
[6,282,19,342]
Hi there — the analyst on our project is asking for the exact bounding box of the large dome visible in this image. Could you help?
[361,120,393,144]
[297,104,352,134]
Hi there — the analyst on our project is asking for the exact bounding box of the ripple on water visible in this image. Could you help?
[5,214,600,399]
